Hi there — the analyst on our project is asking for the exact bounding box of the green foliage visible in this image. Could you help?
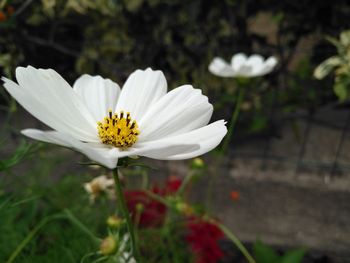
[0,0,348,140]
[249,114,268,133]
[281,249,306,263]
[0,3,343,259]
[0,192,98,263]
[314,30,350,101]
[0,142,200,263]
[0,147,113,263]
[253,240,306,263]
[253,240,280,263]
[138,225,191,263]
[0,141,41,171]
[313,56,341,80]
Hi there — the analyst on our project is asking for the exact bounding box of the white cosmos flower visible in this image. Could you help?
[209,53,277,78]
[2,66,227,169]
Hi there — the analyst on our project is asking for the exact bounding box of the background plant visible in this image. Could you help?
[0,1,348,262]
[2,0,349,126]
[314,30,350,101]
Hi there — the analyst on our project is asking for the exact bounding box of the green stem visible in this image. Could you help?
[163,215,181,263]
[6,211,100,263]
[6,215,64,263]
[63,209,100,244]
[216,222,256,263]
[112,168,141,262]
[177,171,194,196]
[141,170,149,189]
[221,87,245,153]
[145,190,254,262]
[144,190,170,206]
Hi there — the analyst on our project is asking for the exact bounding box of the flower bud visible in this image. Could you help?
[100,236,118,255]
[106,215,123,228]
[175,202,194,216]
[191,158,205,169]
[136,203,145,212]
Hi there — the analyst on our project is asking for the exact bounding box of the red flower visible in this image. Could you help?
[165,175,182,194]
[185,218,225,263]
[124,176,183,228]
[124,190,166,227]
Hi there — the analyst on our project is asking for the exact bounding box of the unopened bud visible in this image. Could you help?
[191,158,205,169]
[136,203,145,212]
[175,202,194,216]
[100,236,117,255]
[106,215,123,228]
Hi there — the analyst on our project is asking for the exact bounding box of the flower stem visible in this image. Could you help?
[63,209,100,243]
[216,222,256,263]
[6,212,99,263]
[221,87,245,153]
[112,168,141,262]
[6,214,64,263]
[177,170,194,196]
[145,190,170,206]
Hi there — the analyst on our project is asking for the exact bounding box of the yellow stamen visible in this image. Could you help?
[97,110,139,149]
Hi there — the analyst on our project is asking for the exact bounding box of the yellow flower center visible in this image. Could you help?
[97,110,139,149]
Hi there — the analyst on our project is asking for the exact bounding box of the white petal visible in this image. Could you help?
[116,141,200,160]
[236,64,254,77]
[13,66,98,141]
[115,68,167,122]
[18,67,97,134]
[22,129,118,169]
[164,120,227,159]
[208,57,236,77]
[73,74,121,121]
[265,56,278,68]
[138,85,213,141]
[2,77,97,141]
[246,54,264,67]
[260,56,278,75]
[141,120,227,160]
[22,129,71,147]
[246,55,265,76]
[231,53,248,71]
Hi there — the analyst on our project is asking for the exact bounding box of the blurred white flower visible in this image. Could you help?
[2,66,227,169]
[209,53,277,78]
[84,175,114,202]
[120,252,136,263]
[118,234,136,263]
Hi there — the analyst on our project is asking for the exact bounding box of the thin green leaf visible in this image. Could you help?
[281,248,306,263]
[253,240,280,263]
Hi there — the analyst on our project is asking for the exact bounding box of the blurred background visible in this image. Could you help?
[1,0,350,262]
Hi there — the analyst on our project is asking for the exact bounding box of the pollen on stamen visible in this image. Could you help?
[97,110,139,149]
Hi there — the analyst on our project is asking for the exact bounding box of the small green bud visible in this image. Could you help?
[100,236,118,255]
[191,158,205,169]
[136,203,145,212]
[175,201,194,216]
[106,215,123,228]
